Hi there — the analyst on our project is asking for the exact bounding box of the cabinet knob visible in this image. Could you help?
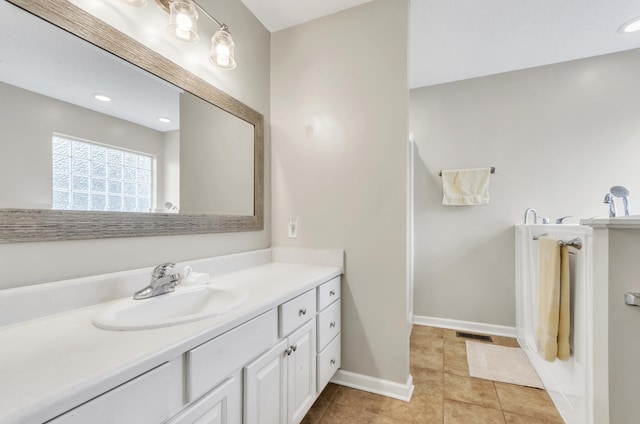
[330,358,336,365]
[299,307,307,316]
[285,347,293,356]
[330,290,336,296]
[291,343,297,352]
[330,321,336,328]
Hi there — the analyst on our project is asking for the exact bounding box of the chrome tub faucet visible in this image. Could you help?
[134,262,181,300]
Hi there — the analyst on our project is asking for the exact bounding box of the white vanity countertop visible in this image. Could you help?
[581,216,640,229]
[0,262,341,424]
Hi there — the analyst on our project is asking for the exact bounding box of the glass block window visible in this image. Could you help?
[52,135,154,212]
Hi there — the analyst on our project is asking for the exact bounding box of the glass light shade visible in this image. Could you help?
[210,26,236,70]
[167,1,199,43]
[119,0,148,6]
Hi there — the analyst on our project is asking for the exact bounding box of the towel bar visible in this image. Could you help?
[438,166,495,177]
[532,234,582,250]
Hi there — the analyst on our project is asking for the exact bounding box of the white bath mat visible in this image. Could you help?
[466,341,544,389]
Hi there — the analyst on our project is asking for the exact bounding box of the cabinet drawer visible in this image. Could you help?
[279,289,316,337]
[187,309,277,402]
[316,299,341,352]
[50,363,174,424]
[317,335,341,393]
[317,276,340,311]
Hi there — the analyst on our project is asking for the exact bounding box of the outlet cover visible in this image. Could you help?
[288,217,298,238]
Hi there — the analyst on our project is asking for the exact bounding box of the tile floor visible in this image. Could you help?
[302,325,565,424]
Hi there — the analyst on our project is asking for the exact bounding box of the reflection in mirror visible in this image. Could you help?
[0,0,254,216]
[0,0,263,242]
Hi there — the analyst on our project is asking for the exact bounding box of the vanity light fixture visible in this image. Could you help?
[153,0,236,70]
[619,16,640,33]
[93,93,112,102]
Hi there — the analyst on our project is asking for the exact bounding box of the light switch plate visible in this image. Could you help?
[288,217,298,238]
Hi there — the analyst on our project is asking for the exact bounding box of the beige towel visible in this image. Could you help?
[557,245,571,360]
[441,168,491,205]
[536,237,571,361]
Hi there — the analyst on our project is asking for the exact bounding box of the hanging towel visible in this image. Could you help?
[535,237,572,361]
[557,245,571,360]
[441,167,491,205]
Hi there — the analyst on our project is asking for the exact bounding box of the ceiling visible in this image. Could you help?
[241,0,640,89]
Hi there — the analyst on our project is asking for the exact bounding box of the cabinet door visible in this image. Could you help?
[167,370,242,424]
[244,339,288,424]
[287,320,316,424]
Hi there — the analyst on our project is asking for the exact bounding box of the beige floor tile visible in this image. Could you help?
[412,366,444,388]
[411,333,445,351]
[492,336,520,348]
[504,412,565,423]
[444,339,469,377]
[495,383,564,421]
[302,383,341,424]
[304,326,563,424]
[319,404,405,424]
[444,373,501,409]
[412,325,444,339]
[444,400,505,424]
[411,344,444,372]
[332,386,443,424]
[412,334,443,351]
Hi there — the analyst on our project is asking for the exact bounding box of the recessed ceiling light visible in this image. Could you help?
[619,17,640,33]
[158,117,172,123]
[93,93,112,102]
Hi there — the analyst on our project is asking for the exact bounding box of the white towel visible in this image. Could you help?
[441,167,491,205]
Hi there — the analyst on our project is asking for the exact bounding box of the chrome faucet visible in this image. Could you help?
[524,208,549,224]
[133,262,181,300]
[604,193,617,218]
[524,208,537,224]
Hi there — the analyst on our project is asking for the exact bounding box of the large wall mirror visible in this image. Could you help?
[0,0,264,242]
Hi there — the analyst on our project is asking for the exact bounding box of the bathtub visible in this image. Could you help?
[515,224,594,424]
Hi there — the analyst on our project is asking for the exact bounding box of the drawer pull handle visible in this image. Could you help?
[330,321,336,328]
[330,290,336,296]
[299,307,307,316]
[285,347,293,356]
[330,358,336,365]
[291,344,297,352]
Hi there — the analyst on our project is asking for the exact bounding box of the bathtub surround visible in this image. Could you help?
[271,0,411,392]
[411,47,640,328]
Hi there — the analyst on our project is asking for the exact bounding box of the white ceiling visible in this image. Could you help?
[241,0,640,89]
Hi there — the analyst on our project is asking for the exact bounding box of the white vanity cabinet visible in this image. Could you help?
[13,266,343,424]
[244,290,317,424]
[167,371,242,424]
[48,362,181,424]
[315,276,341,392]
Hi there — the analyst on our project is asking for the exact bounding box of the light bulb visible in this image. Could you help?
[210,26,236,70]
[167,1,199,43]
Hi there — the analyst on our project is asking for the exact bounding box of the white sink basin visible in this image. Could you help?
[93,285,248,331]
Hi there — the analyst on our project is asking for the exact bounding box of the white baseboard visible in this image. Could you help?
[413,315,516,338]
[330,370,414,402]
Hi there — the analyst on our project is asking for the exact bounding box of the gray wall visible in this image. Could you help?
[410,48,640,326]
[180,92,254,215]
[0,0,271,289]
[0,82,167,210]
[271,0,410,384]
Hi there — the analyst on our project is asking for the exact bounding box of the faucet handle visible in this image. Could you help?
[152,262,175,278]
[555,216,573,224]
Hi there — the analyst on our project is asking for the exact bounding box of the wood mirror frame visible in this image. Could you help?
[0,0,264,242]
